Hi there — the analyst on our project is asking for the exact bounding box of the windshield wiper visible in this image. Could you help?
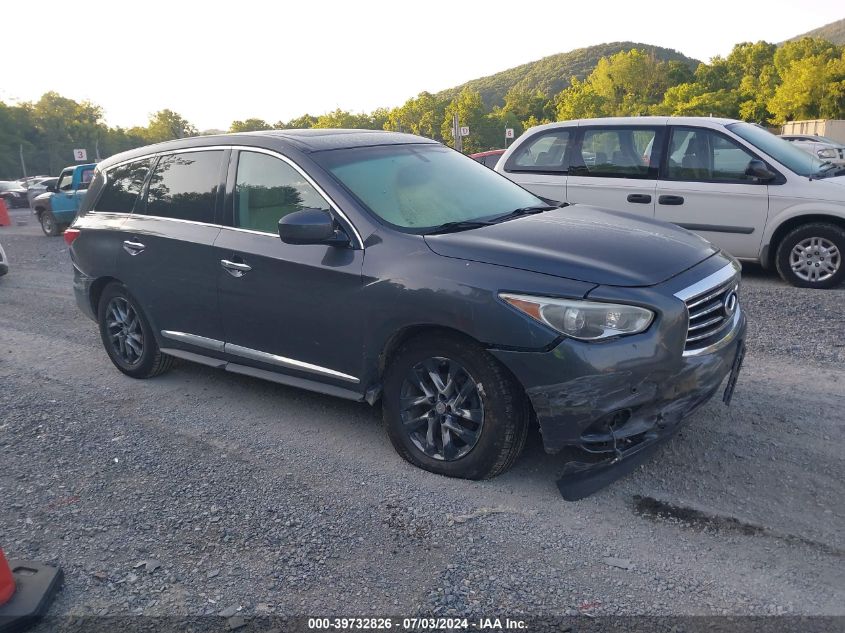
[425,219,495,235]
[488,204,559,224]
[425,204,562,235]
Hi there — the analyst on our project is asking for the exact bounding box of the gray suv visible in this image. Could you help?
[68,130,746,484]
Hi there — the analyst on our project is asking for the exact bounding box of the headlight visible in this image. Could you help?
[499,293,654,341]
[817,148,837,159]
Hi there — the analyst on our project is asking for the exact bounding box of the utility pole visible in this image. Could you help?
[19,145,27,179]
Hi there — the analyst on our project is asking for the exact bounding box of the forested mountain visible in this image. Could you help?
[786,18,845,45]
[435,42,700,109]
[3,23,845,178]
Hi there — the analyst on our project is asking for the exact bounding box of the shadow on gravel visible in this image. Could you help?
[633,495,843,557]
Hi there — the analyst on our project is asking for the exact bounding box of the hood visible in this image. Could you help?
[424,205,718,287]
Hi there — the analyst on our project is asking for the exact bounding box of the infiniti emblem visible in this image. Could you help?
[723,290,738,316]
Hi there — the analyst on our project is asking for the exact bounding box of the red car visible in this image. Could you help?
[470,149,506,169]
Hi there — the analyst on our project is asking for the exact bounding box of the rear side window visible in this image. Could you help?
[143,150,223,223]
[234,151,330,234]
[573,128,658,178]
[78,168,95,189]
[506,130,571,172]
[96,159,151,213]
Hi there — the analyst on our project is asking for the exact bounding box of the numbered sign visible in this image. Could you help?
[460,126,470,137]
[505,128,514,139]
[73,148,88,161]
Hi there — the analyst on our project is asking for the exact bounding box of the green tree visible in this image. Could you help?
[385,92,448,139]
[555,77,608,120]
[440,88,486,152]
[587,49,673,115]
[769,51,845,123]
[140,109,198,143]
[229,118,272,132]
[275,114,318,129]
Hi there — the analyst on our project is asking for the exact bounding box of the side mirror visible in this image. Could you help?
[278,208,349,246]
[745,159,776,181]
[46,184,56,193]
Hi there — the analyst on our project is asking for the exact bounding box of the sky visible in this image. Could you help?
[2,0,842,131]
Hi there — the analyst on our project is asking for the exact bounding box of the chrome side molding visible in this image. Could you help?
[224,343,359,384]
[159,331,359,384]
[161,330,225,352]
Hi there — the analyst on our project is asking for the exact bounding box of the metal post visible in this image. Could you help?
[453,113,462,153]
[19,145,27,179]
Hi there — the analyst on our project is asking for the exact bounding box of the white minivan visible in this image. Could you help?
[496,117,845,288]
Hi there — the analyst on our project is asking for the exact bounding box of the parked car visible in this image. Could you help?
[0,181,29,209]
[0,242,8,276]
[781,134,845,167]
[497,117,845,288]
[14,175,50,188]
[34,164,96,235]
[26,176,58,206]
[470,149,506,169]
[68,130,745,483]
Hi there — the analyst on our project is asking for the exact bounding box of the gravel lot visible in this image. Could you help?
[1,211,843,622]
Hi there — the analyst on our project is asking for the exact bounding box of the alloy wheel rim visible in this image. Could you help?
[399,357,484,461]
[106,297,144,365]
[42,215,53,233]
[790,237,840,283]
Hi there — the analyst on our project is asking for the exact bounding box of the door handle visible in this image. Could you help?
[221,259,252,277]
[122,240,145,255]
[658,195,685,205]
[626,194,652,204]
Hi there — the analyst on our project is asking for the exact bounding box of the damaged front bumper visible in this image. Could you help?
[490,258,747,497]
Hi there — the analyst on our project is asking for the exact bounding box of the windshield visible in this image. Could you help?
[727,122,829,177]
[313,144,545,231]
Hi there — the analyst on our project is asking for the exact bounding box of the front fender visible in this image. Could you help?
[763,197,845,250]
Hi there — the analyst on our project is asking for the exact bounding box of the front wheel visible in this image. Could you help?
[97,282,174,379]
[39,211,60,237]
[383,333,529,480]
[775,222,845,288]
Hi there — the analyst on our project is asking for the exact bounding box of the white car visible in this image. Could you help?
[0,242,8,276]
[781,134,845,167]
[496,116,845,288]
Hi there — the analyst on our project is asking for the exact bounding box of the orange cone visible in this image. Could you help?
[0,199,11,227]
[0,549,15,606]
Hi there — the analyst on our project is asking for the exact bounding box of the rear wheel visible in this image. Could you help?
[383,333,529,479]
[775,222,845,288]
[97,282,173,378]
[39,211,60,237]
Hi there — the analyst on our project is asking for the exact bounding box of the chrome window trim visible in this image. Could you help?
[161,330,225,352]
[123,213,222,229]
[225,343,359,384]
[673,261,741,302]
[91,144,364,248]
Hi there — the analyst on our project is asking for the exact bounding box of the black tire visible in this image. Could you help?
[383,333,529,480]
[39,211,60,237]
[97,282,174,379]
[775,222,845,289]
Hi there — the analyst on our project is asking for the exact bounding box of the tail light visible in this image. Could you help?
[63,228,80,246]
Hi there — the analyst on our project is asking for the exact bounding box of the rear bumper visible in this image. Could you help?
[490,311,746,456]
[73,266,97,321]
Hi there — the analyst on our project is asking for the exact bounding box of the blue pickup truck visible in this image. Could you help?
[32,163,96,236]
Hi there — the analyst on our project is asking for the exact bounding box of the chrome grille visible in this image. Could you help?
[675,263,741,356]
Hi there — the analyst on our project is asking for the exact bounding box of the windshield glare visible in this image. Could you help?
[727,122,828,177]
[315,144,545,231]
